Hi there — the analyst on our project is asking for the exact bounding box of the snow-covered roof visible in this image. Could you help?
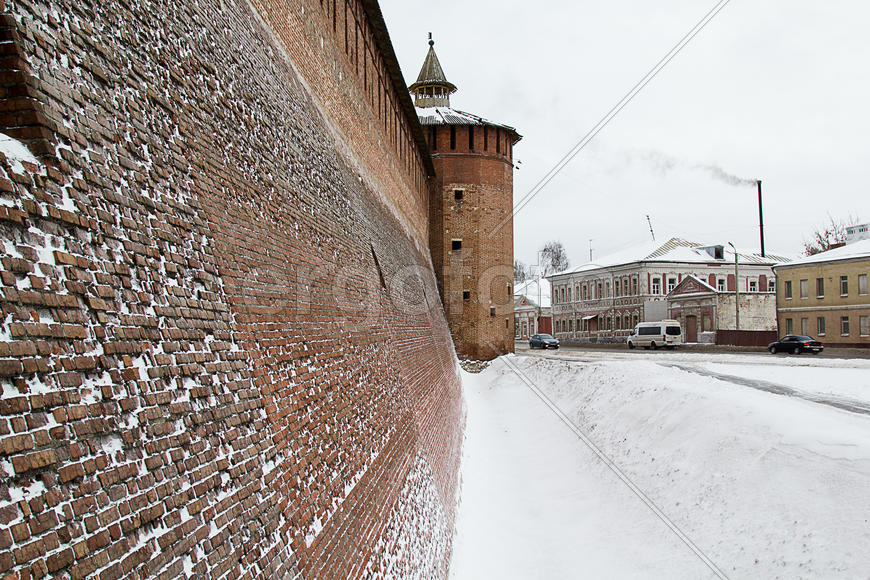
[415,106,520,136]
[668,274,718,296]
[776,239,870,268]
[549,237,790,279]
[514,277,551,308]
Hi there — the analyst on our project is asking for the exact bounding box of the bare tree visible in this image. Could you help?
[514,259,529,283]
[540,241,570,276]
[802,215,860,256]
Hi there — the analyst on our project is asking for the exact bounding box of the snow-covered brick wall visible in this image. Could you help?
[0,0,463,577]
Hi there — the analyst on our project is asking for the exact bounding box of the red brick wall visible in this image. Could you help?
[0,0,462,578]
[429,125,516,360]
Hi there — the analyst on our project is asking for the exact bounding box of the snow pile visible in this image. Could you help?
[451,355,870,578]
[0,132,39,174]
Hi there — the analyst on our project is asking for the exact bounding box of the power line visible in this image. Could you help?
[501,356,730,579]
[489,0,735,238]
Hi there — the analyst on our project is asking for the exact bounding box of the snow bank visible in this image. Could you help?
[452,355,870,579]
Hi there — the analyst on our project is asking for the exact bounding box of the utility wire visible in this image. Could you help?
[500,356,730,579]
[490,0,735,238]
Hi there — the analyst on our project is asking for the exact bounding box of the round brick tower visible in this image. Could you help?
[412,37,521,360]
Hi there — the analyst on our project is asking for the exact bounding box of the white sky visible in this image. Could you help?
[379,0,870,269]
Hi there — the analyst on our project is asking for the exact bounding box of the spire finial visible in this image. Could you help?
[428,32,434,47]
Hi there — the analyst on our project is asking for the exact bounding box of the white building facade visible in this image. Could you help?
[513,278,551,339]
[547,238,786,343]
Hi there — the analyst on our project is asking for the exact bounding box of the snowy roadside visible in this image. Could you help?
[450,355,870,579]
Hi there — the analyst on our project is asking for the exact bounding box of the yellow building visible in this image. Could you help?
[774,240,870,347]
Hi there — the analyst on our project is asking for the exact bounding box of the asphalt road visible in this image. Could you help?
[515,342,870,416]
[515,341,870,360]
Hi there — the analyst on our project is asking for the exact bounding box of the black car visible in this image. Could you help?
[529,333,560,350]
[768,335,824,355]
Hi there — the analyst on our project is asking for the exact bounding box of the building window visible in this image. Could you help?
[597,281,602,298]
[817,317,826,336]
[451,239,462,252]
[652,277,661,294]
[841,316,850,336]
[605,281,610,297]
[859,274,868,296]
[786,318,793,334]
[667,278,677,293]
[841,275,849,296]
[768,279,776,292]
[568,287,573,302]
[749,279,758,293]
[490,306,496,318]
[450,126,456,150]
[801,317,809,335]
[816,277,824,298]
[800,279,808,299]
[614,281,620,297]
[484,126,488,150]
[717,278,726,292]
[785,280,792,299]
[860,316,869,337]
[463,291,470,301]
[569,319,574,332]
[468,126,474,150]
[454,189,464,201]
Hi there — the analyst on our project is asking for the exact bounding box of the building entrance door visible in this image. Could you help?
[686,315,698,343]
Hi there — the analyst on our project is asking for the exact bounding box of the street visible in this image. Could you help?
[451,350,870,579]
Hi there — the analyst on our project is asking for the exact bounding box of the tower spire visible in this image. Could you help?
[409,34,457,108]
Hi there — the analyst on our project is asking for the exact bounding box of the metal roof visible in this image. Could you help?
[774,238,870,269]
[415,106,522,141]
[549,237,790,279]
[409,40,457,94]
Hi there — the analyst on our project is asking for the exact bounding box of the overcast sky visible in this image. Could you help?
[379,0,870,269]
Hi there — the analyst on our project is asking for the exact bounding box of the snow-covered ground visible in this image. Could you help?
[450,352,870,579]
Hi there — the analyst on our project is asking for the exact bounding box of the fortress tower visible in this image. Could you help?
[412,37,521,360]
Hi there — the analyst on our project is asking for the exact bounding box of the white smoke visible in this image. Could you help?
[634,150,757,187]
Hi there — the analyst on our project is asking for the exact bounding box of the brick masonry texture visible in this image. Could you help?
[429,126,517,361]
[0,0,463,578]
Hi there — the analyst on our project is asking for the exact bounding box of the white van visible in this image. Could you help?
[627,319,683,350]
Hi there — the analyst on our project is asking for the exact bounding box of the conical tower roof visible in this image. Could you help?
[409,35,457,107]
